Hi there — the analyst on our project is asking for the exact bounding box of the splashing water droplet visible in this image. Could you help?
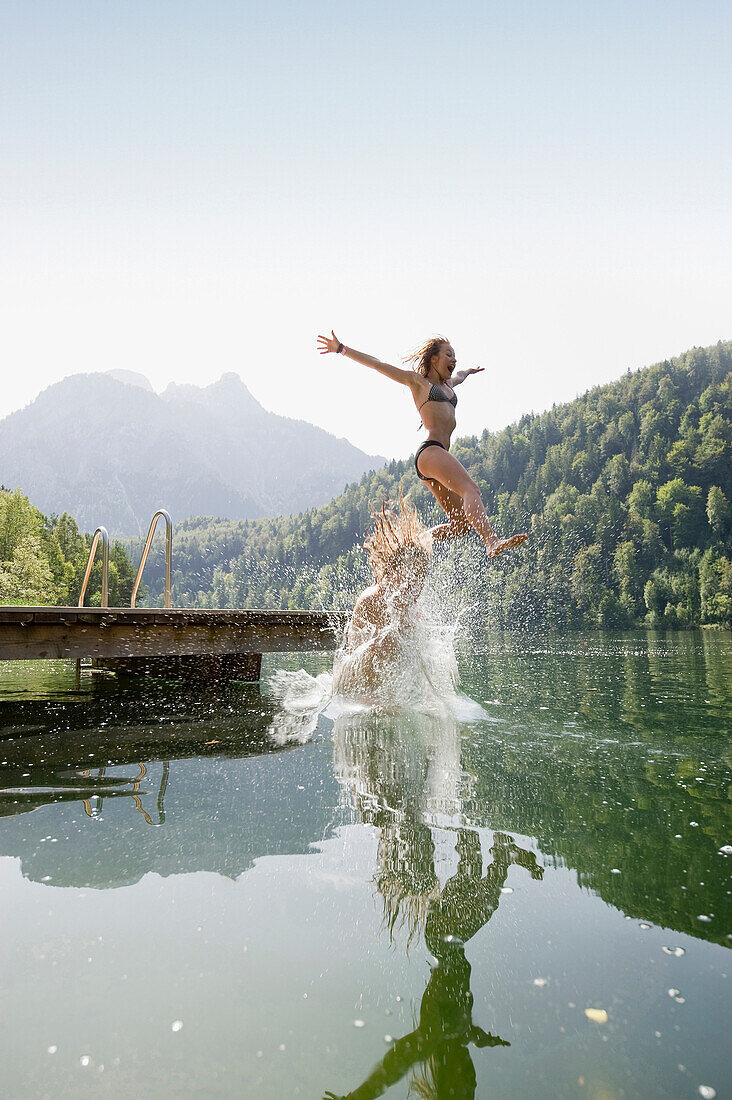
[353,1020,366,1028]
[171,1020,183,1033]
[384,1035,393,1044]
[47,1046,57,1055]
[718,845,732,855]
[668,988,681,998]
[698,1087,716,1099]
[610,868,621,874]
[533,978,548,987]
[80,1055,90,1067]
[697,915,712,923]
[662,946,686,957]
[500,887,513,894]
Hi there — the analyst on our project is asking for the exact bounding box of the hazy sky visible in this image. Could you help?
[2,0,730,459]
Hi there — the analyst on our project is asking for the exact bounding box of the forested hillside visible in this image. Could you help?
[0,489,136,607]
[133,342,731,629]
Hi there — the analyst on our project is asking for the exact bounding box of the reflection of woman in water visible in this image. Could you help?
[332,495,433,700]
[324,824,543,1099]
[327,711,543,1100]
[317,331,527,558]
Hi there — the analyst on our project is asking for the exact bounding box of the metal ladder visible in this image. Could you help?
[78,509,173,608]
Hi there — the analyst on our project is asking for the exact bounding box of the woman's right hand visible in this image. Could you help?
[317,329,341,355]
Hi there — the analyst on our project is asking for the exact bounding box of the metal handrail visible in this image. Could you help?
[78,526,109,607]
[130,509,173,608]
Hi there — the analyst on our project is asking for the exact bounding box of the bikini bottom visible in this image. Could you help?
[415,439,446,481]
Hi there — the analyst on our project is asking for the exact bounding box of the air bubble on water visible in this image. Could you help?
[278,1044,286,1051]
[611,868,621,874]
[718,845,732,855]
[384,1035,393,1044]
[171,1020,183,1032]
[443,934,463,945]
[396,996,402,1002]
[353,1020,366,1028]
[675,834,682,839]
[640,923,651,930]
[698,1087,716,1099]
[47,1046,57,1055]
[533,978,548,987]
[654,1031,661,1038]
[500,887,513,894]
[667,988,681,998]
[80,1055,91,1067]
[662,946,686,957]
[697,915,712,923]
[674,996,685,1003]
[690,822,700,828]
[384,1009,392,1016]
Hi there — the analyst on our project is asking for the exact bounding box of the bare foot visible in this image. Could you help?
[485,532,528,559]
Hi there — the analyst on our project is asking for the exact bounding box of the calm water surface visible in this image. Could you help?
[0,631,730,1099]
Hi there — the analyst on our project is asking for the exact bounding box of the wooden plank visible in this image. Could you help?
[0,606,347,661]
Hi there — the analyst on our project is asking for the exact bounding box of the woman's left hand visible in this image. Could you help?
[453,365,484,385]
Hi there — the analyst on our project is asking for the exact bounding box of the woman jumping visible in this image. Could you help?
[317,332,527,558]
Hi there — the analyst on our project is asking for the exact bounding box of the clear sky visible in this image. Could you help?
[1,0,730,459]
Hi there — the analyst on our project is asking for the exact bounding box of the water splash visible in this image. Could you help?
[267,572,483,746]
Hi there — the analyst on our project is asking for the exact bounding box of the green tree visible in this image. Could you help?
[706,486,730,538]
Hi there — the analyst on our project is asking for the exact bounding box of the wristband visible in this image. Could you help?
[337,343,345,354]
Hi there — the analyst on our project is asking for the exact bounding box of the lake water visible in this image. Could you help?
[0,630,730,1099]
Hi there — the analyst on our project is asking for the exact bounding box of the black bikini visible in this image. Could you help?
[414,385,458,481]
[418,383,458,415]
[415,439,446,480]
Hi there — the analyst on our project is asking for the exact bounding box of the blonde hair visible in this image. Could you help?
[364,493,431,582]
[404,335,450,378]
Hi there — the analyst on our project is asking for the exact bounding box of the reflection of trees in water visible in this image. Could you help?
[472,631,730,736]
[328,710,542,1100]
[460,635,731,948]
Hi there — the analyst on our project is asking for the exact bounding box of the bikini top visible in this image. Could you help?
[419,383,457,412]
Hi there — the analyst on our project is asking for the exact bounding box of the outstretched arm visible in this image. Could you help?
[451,366,484,387]
[317,331,422,392]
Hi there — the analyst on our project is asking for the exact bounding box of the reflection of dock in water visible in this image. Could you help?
[0,690,338,888]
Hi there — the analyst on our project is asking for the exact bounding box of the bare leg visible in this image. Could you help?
[424,480,471,542]
[417,447,527,558]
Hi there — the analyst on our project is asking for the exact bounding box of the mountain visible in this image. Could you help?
[0,372,384,535]
[132,341,731,628]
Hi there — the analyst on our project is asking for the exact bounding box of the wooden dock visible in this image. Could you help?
[0,606,348,681]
